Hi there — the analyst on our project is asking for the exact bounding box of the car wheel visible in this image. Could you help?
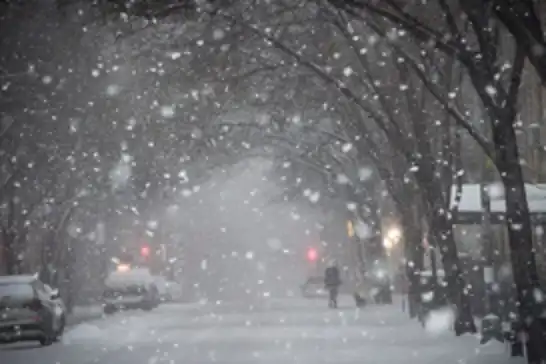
[39,337,52,346]
[54,315,66,341]
[142,301,154,311]
[39,330,54,346]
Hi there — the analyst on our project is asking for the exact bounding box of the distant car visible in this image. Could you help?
[0,275,65,346]
[102,268,160,314]
[300,276,327,298]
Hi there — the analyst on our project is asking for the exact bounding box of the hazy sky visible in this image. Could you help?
[149,159,326,302]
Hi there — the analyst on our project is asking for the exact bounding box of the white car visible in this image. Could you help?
[102,268,160,314]
[0,275,65,346]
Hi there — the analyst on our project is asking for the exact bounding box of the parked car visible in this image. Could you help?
[102,268,160,314]
[0,275,65,346]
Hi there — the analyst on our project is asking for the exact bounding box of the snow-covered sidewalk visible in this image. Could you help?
[66,305,103,326]
[58,297,527,364]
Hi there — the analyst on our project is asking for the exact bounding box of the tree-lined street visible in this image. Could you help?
[1,1,545,363]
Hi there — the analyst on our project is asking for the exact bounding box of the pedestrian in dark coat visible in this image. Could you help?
[324,261,342,308]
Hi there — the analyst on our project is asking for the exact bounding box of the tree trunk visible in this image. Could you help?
[493,120,546,364]
[399,204,424,318]
[428,210,477,335]
[414,158,476,334]
[1,231,17,275]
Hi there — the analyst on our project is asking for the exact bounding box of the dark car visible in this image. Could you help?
[0,275,65,346]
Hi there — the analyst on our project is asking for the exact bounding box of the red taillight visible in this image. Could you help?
[307,248,318,262]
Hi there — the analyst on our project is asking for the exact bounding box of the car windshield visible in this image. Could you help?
[0,283,34,301]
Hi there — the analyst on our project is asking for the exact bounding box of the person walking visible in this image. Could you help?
[324,261,342,308]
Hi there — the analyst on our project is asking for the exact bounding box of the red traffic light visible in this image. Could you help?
[306,247,318,262]
[140,245,151,257]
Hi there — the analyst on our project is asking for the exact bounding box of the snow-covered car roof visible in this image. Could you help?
[105,268,155,288]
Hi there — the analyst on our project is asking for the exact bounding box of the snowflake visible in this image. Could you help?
[169,51,181,60]
[191,127,203,139]
[213,29,225,40]
[309,191,320,203]
[343,67,354,77]
[485,85,497,97]
[290,211,301,220]
[160,105,175,118]
[336,174,350,184]
[358,167,373,181]
[342,143,353,153]
[106,84,122,96]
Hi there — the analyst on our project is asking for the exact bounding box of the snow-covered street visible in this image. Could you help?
[0,297,523,364]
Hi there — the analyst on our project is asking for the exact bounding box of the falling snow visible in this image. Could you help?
[160,105,176,118]
[0,4,538,364]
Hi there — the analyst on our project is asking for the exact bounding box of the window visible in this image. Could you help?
[0,283,35,301]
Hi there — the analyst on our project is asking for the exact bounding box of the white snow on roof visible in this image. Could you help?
[450,183,546,213]
[105,268,155,288]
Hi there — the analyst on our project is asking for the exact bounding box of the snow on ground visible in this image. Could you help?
[2,297,525,364]
[66,304,104,326]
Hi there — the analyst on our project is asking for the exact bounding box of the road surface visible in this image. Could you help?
[0,296,520,364]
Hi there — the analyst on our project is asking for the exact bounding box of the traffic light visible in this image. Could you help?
[306,247,318,262]
[140,245,151,258]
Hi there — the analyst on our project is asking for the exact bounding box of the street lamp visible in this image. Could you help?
[383,226,402,250]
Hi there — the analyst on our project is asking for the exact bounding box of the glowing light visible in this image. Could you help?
[141,245,151,257]
[117,264,131,272]
[346,220,355,238]
[307,247,318,262]
[383,226,402,250]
